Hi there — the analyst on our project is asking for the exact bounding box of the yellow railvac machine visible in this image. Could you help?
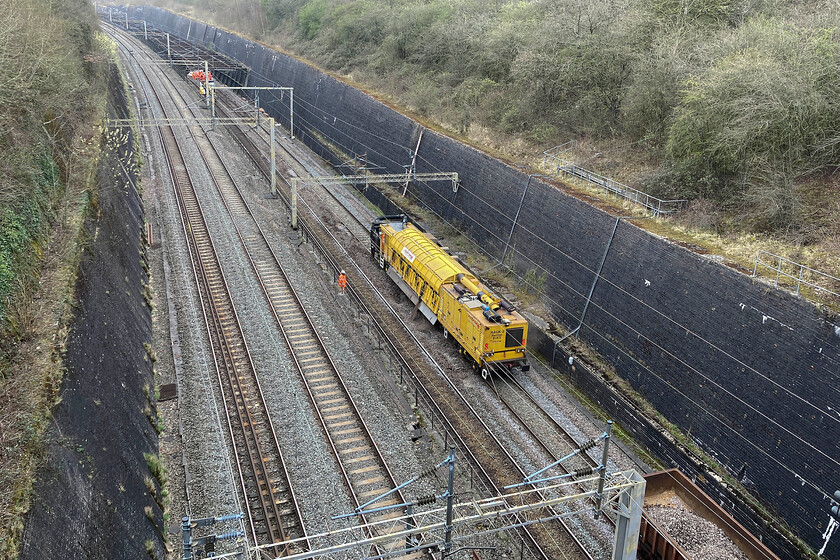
[370,215,529,379]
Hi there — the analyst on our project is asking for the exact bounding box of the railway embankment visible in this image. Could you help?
[18,63,166,559]
[122,7,839,558]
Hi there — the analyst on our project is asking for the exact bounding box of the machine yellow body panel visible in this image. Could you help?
[437,285,528,366]
[379,223,479,316]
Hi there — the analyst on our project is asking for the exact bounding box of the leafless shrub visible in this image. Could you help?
[740,159,801,233]
[676,198,722,233]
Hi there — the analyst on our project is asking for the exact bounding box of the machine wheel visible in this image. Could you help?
[481,367,489,380]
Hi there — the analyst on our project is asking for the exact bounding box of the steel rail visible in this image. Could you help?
[159,97,286,552]
[487,367,613,525]
[200,148,416,556]
[500,370,602,471]
[129,45,263,549]
[173,83,418,557]
[497,366,687,547]
[153,75,295,557]
[110,26,306,554]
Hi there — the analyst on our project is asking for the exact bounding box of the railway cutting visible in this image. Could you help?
[91,10,783,560]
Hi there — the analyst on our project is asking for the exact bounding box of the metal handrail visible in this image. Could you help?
[752,250,840,299]
[542,145,687,216]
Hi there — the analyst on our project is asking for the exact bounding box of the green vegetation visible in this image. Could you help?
[0,0,103,324]
[144,451,171,536]
[522,268,547,300]
[0,0,112,555]
[141,0,840,241]
[144,452,168,489]
[144,341,158,363]
[131,0,839,307]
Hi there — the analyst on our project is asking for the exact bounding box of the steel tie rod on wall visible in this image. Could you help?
[552,215,653,366]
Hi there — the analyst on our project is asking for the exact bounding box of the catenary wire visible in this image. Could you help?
[155,24,840,521]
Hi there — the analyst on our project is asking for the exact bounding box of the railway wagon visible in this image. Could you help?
[370,215,529,378]
[639,469,780,560]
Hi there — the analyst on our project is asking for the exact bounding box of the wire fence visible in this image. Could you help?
[541,143,687,216]
[752,250,840,299]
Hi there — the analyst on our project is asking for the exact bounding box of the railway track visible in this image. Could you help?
[110,28,306,555]
[214,92,374,243]
[219,183,422,556]
[493,371,604,473]
[488,369,611,515]
[112,26,425,558]
[112,23,608,559]
[164,65,421,560]
[490,367,691,551]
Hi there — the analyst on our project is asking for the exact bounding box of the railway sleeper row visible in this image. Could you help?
[154,60,419,555]
[130,52,305,551]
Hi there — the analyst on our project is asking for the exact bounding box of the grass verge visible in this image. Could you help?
[0,24,116,556]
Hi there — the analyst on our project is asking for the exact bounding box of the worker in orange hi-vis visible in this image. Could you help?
[338,270,347,295]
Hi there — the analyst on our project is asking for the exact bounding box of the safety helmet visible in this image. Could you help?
[340,270,345,274]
